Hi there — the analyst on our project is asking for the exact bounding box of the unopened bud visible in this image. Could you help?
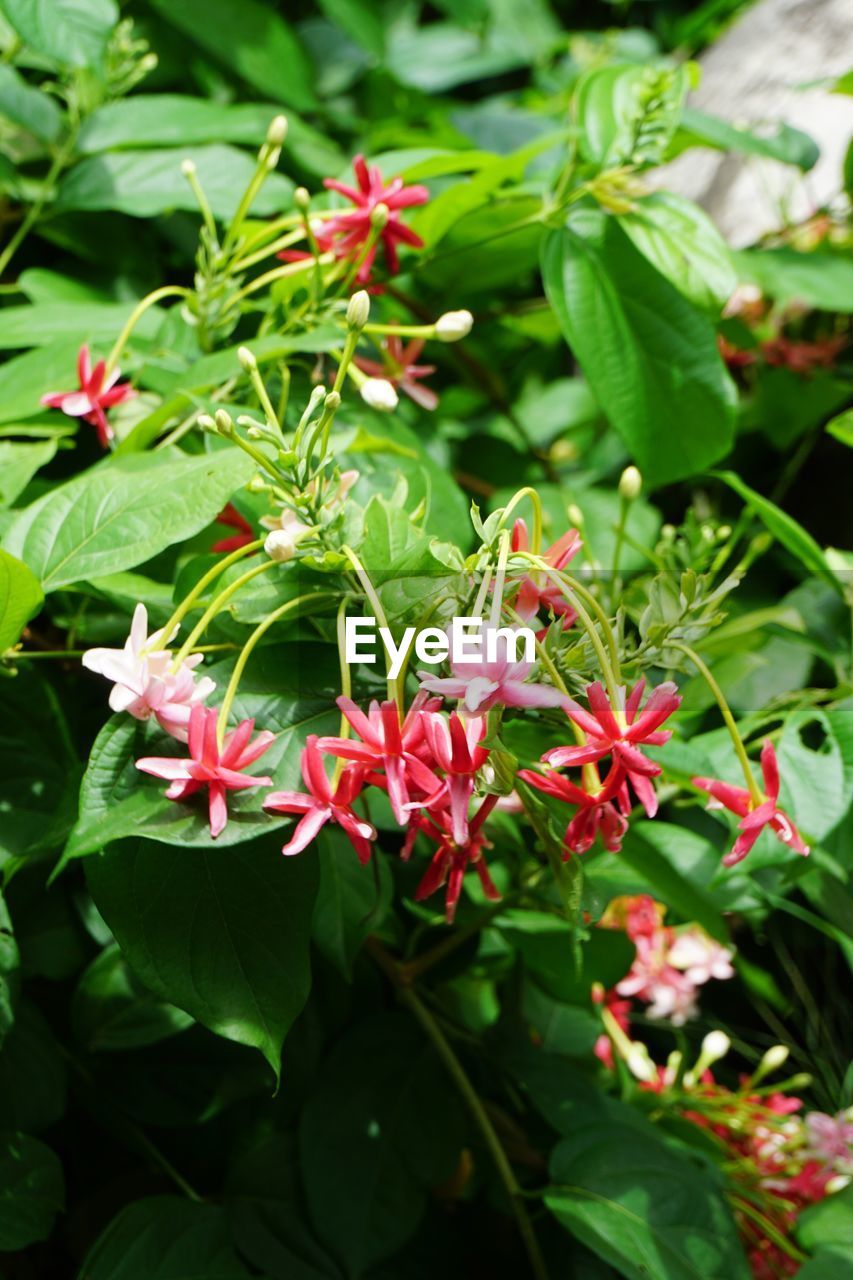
[266,114,288,147]
[324,391,341,413]
[701,1030,731,1063]
[347,290,370,331]
[626,1044,657,1084]
[238,345,257,373]
[360,378,398,412]
[294,186,310,211]
[181,158,197,178]
[752,1044,790,1083]
[214,409,234,435]
[370,201,390,229]
[619,465,642,501]
[197,413,216,433]
[717,524,732,541]
[567,503,584,527]
[247,475,267,493]
[435,309,473,342]
[265,529,299,563]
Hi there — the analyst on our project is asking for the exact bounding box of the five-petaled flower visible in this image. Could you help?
[510,518,582,635]
[83,603,215,742]
[41,344,136,447]
[419,624,566,716]
[355,335,437,410]
[322,155,429,281]
[420,710,489,846]
[136,704,274,838]
[692,739,809,866]
[264,735,376,861]
[518,763,629,856]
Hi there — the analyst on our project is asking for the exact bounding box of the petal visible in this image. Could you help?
[208,782,228,838]
[692,776,751,817]
[760,739,780,802]
[135,756,192,780]
[501,679,565,709]
[281,806,330,855]
[77,344,91,385]
[263,790,316,813]
[586,682,623,740]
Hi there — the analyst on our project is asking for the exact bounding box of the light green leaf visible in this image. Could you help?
[0,300,162,350]
[58,145,293,220]
[0,549,43,652]
[798,1184,853,1254]
[148,0,315,111]
[0,1131,64,1252]
[576,62,688,168]
[677,106,819,170]
[542,208,736,485]
[0,338,90,425]
[0,440,57,506]
[0,64,62,142]
[3,448,254,590]
[619,192,737,311]
[86,833,318,1078]
[734,248,853,313]
[0,0,116,68]
[827,408,853,447]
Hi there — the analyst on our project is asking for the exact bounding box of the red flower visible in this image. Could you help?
[136,704,274,838]
[547,678,681,817]
[322,155,429,281]
[420,710,489,846]
[41,344,136,447]
[263,735,375,862]
[212,503,255,553]
[510,518,582,634]
[518,763,629,856]
[316,692,441,824]
[355,335,437,410]
[692,739,809,866]
[411,794,500,923]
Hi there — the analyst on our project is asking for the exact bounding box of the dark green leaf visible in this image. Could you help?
[71,943,194,1052]
[77,1196,254,1278]
[0,1131,64,1251]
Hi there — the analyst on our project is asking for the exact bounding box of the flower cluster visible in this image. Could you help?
[593,894,735,1067]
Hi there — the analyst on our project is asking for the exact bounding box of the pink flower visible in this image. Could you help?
[136,705,274,838]
[510,518,581,634]
[212,504,255,553]
[692,740,810,866]
[517,764,629,856]
[803,1111,853,1170]
[316,691,441,824]
[667,928,735,985]
[263,735,375,862]
[41,344,136,447]
[420,710,489,846]
[546,678,681,817]
[411,793,500,923]
[82,603,215,743]
[322,155,429,281]
[419,624,565,715]
[355,335,437,410]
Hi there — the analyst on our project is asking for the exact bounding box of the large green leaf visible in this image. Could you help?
[734,248,853,313]
[0,0,116,68]
[575,63,688,168]
[86,832,318,1078]
[3,448,254,590]
[0,64,62,142]
[148,0,315,111]
[0,1002,67,1134]
[71,944,194,1053]
[799,1185,853,1255]
[677,107,819,171]
[312,831,393,979]
[299,1014,465,1276]
[714,470,843,594]
[0,337,89,424]
[0,549,43,653]
[58,145,293,220]
[542,208,736,485]
[65,640,339,859]
[546,1121,750,1279]
[0,441,57,506]
[0,300,162,349]
[77,1196,255,1279]
[0,1131,64,1251]
[618,192,736,311]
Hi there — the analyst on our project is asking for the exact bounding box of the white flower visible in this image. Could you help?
[82,603,215,742]
[435,309,473,342]
[360,377,398,412]
[667,929,735,985]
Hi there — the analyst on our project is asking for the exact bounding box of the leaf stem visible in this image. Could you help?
[170,559,278,670]
[105,286,191,373]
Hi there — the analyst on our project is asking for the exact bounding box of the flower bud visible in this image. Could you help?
[753,1044,790,1082]
[214,409,234,435]
[370,201,390,230]
[701,1030,731,1063]
[264,529,299,563]
[238,345,257,373]
[197,413,216,433]
[360,378,398,412]
[324,390,341,413]
[266,115,288,147]
[567,503,584,527]
[347,290,370,331]
[294,186,310,212]
[181,158,197,178]
[435,309,473,342]
[619,466,642,501]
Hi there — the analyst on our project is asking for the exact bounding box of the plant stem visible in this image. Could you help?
[159,540,264,642]
[669,641,764,805]
[170,559,278,670]
[0,131,78,277]
[341,544,398,710]
[105,286,191,372]
[499,486,543,555]
[367,939,550,1280]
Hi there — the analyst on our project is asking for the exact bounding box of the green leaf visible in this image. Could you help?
[734,248,853,313]
[78,1196,255,1279]
[0,892,19,1050]
[799,1184,853,1254]
[0,337,90,425]
[0,441,57,506]
[65,642,339,859]
[0,300,163,349]
[312,831,392,979]
[58,145,294,221]
[677,107,820,171]
[617,822,730,942]
[3,448,254,591]
[618,192,737,311]
[299,1013,465,1275]
[0,1002,66,1134]
[0,1131,64,1252]
[86,832,318,1078]
[714,470,843,594]
[546,1121,750,1279]
[148,0,316,111]
[0,0,116,68]
[827,408,853,447]
[777,707,847,841]
[71,943,194,1052]
[575,63,688,168]
[542,208,736,485]
[0,549,43,653]
[387,21,528,93]
[0,64,63,142]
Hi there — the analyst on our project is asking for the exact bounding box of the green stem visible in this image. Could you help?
[341,544,398,709]
[170,559,278,670]
[0,130,78,277]
[230,252,335,304]
[499,486,543,555]
[367,940,550,1280]
[232,227,303,271]
[106,286,191,372]
[332,596,354,787]
[159,540,263,643]
[669,641,764,805]
[216,592,335,744]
